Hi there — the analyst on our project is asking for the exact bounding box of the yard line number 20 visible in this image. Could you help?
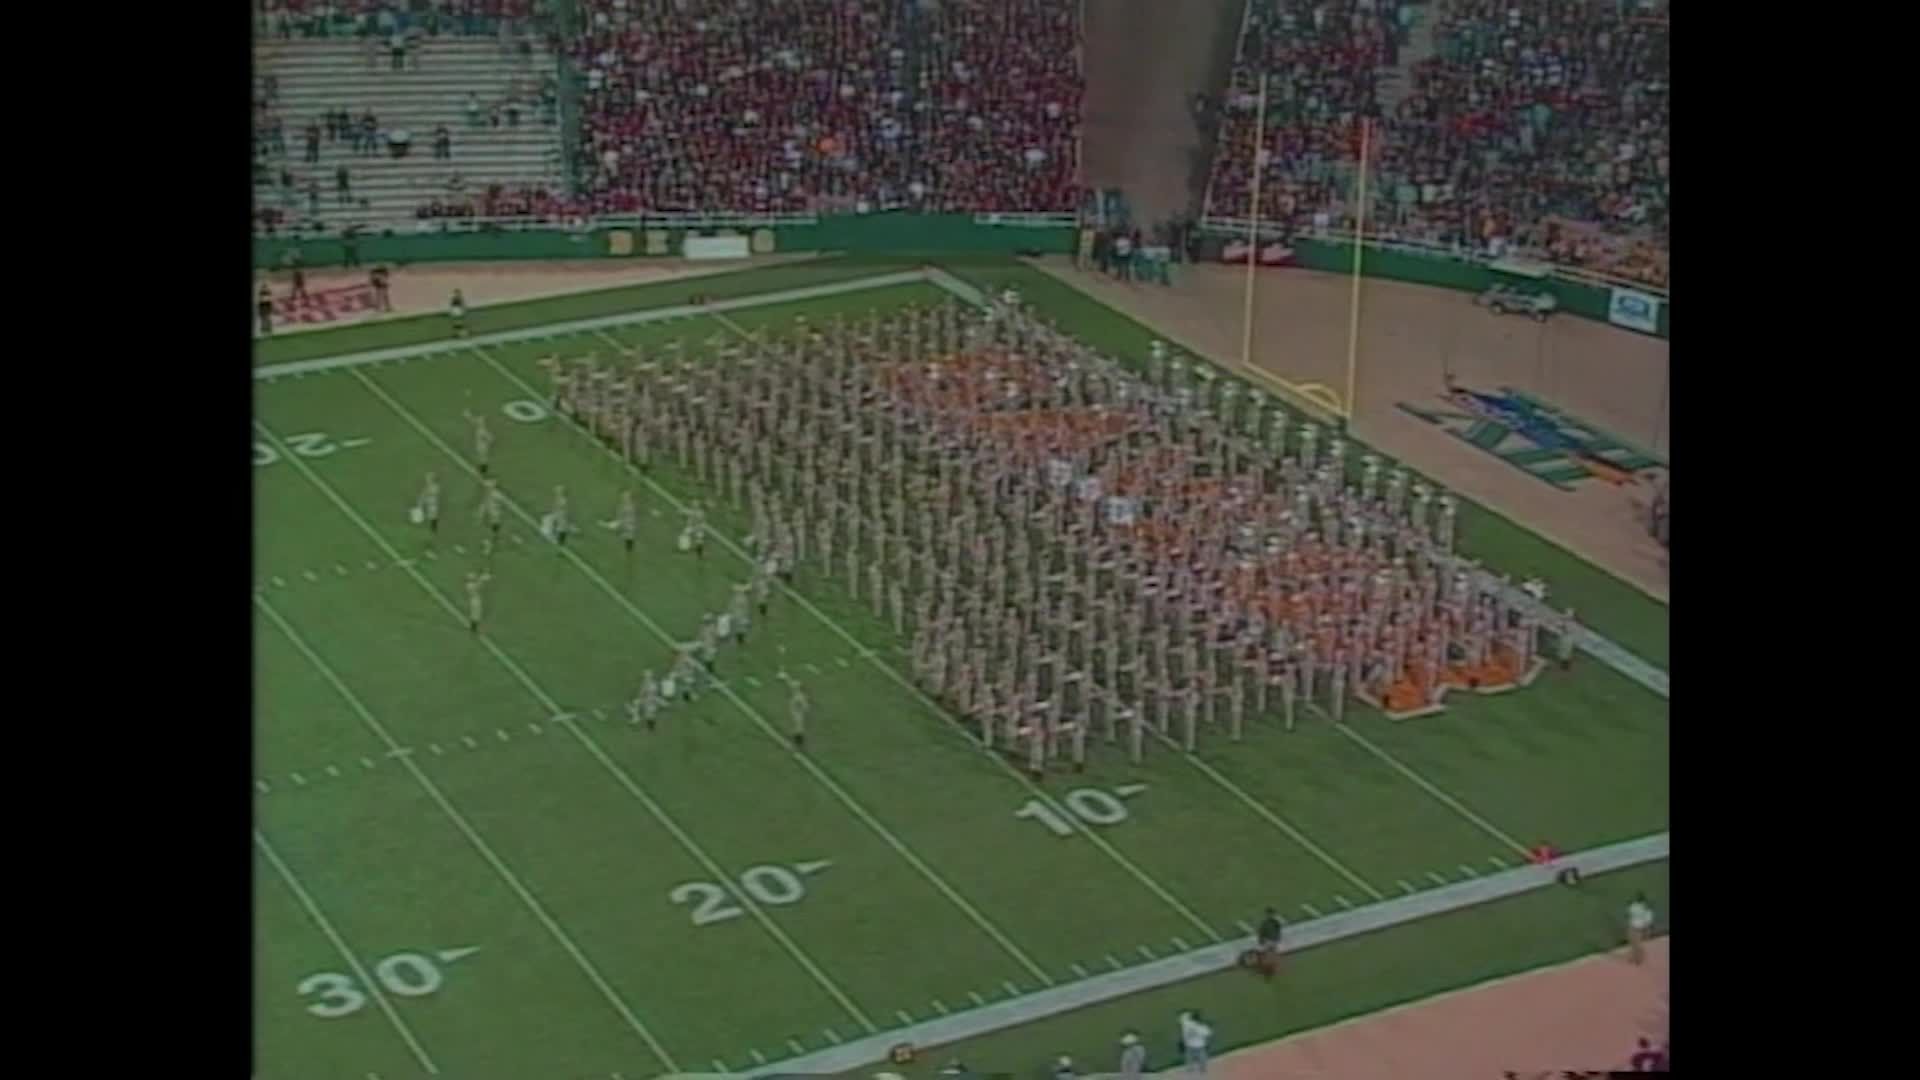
[670,861,831,927]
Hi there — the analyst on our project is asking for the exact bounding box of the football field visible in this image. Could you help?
[253,258,1669,1079]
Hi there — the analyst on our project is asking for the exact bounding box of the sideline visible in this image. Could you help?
[737,833,1668,1078]
[252,270,928,379]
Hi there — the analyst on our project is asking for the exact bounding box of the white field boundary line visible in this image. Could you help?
[1303,703,1531,859]
[257,256,831,340]
[254,827,441,1075]
[254,419,877,1037]
[918,267,1669,699]
[744,831,1669,1078]
[352,365,1055,989]
[470,344,1222,945]
[708,307,1383,903]
[253,594,681,1074]
[253,269,928,380]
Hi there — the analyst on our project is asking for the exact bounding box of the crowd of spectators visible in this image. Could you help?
[567,0,1083,216]
[258,0,544,40]
[570,0,914,215]
[916,0,1083,212]
[1205,0,1669,288]
[417,183,578,223]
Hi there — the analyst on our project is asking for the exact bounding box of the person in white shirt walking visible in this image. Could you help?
[1625,892,1656,965]
[1117,1031,1146,1077]
[1178,1010,1213,1073]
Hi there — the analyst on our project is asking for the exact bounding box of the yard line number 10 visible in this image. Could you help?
[1014,785,1148,837]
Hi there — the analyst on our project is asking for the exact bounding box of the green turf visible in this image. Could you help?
[254,262,1668,1079]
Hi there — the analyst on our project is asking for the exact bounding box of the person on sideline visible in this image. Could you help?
[1178,1010,1213,1073]
[1117,1032,1146,1077]
[1625,892,1656,965]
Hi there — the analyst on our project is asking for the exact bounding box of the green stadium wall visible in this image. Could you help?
[1286,237,1670,339]
[251,213,1078,272]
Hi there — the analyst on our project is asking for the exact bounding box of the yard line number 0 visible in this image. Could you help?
[296,946,480,1019]
[670,860,831,927]
[1014,786,1147,838]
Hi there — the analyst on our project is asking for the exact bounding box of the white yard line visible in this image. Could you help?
[253,270,927,380]
[1306,703,1530,858]
[255,595,679,1074]
[353,365,1052,989]
[741,831,1670,1078]
[256,418,875,1037]
[254,827,440,1075]
[475,344,1222,945]
[472,343,1221,943]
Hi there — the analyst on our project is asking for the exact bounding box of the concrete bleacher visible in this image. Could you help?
[253,36,566,231]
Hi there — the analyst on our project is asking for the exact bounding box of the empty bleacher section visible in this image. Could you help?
[252,2,569,233]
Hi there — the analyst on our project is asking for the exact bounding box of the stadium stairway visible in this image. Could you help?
[1080,0,1245,229]
[253,37,566,232]
[1376,2,1441,115]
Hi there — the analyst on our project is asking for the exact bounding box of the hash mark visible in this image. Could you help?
[1001,980,1021,998]
[1136,944,1156,960]
[462,736,479,749]
[365,560,380,570]
[1170,936,1190,951]
[786,1039,806,1055]
[302,570,319,582]
[835,656,850,667]
[1300,903,1322,918]
[325,765,341,778]
[1458,864,1480,878]
[1398,880,1417,895]
[746,676,762,687]
[805,663,822,674]
[710,1061,726,1074]
[1489,855,1509,870]
[423,549,438,559]
[1105,954,1123,970]
[271,576,286,587]
[1235,919,1255,935]
[895,1009,914,1026]
[291,772,307,786]
[821,1028,841,1045]
[1114,783,1149,798]
[454,544,468,555]
[428,743,444,755]
[528,722,544,735]
[930,999,950,1015]
[495,728,512,742]
[967,991,986,1006]
[1427,871,1450,887]
[1070,963,1089,978]
[334,564,348,575]
[748,1050,766,1065]
[255,780,271,794]
[1333,894,1353,909]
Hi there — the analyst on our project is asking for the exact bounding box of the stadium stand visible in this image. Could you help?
[1201,0,1668,287]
